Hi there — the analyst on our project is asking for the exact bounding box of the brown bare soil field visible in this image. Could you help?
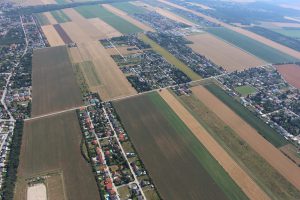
[191,85,300,190]
[186,33,266,71]
[31,46,83,117]
[69,41,136,101]
[41,25,65,47]
[280,144,300,166]
[44,12,58,24]
[158,0,300,59]
[54,24,73,44]
[14,111,100,200]
[276,64,300,89]
[102,4,154,32]
[159,89,270,200]
[62,8,107,41]
[88,18,122,39]
[60,22,92,43]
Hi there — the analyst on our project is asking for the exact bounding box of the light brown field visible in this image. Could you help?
[158,0,300,59]
[41,25,65,46]
[159,89,270,200]
[62,8,107,41]
[88,18,122,39]
[60,22,92,43]
[43,12,58,25]
[186,33,266,71]
[102,4,154,32]
[280,144,300,166]
[69,41,137,101]
[191,85,300,190]
[276,64,300,89]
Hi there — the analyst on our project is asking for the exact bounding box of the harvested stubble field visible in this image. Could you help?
[113,92,248,200]
[31,46,83,117]
[14,111,100,200]
[206,27,299,63]
[68,41,136,101]
[159,89,269,200]
[175,90,300,199]
[276,64,300,89]
[41,25,65,46]
[88,18,122,39]
[75,5,143,34]
[53,24,73,44]
[186,33,266,72]
[192,85,300,191]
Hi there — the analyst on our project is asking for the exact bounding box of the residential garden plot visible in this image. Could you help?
[276,64,300,89]
[50,10,71,23]
[234,85,257,96]
[206,27,299,63]
[14,111,100,200]
[186,33,266,72]
[193,84,300,191]
[113,92,248,200]
[139,34,201,81]
[175,91,300,200]
[31,46,83,117]
[75,5,143,34]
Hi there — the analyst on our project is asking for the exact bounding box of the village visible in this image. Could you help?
[77,101,160,200]
[217,65,300,145]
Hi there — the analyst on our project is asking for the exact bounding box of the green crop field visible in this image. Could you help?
[139,34,201,81]
[75,5,142,34]
[272,28,300,40]
[110,2,148,15]
[55,0,68,4]
[114,92,248,200]
[205,83,288,147]
[35,13,50,26]
[175,92,300,200]
[50,10,71,23]
[77,61,101,87]
[235,85,257,96]
[206,27,299,63]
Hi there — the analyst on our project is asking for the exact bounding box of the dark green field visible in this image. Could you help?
[205,83,288,147]
[50,10,71,23]
[206,27,299,63]
[176,92,300,200]
[113,92,248,200]
[75,5,142,34]
[110,2,148,15]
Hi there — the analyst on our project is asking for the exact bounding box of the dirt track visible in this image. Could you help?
[186,33,266,71]
[158,0,300,59]
[159,89,270,200]
[191,85,300,190]
[102,4,154,32]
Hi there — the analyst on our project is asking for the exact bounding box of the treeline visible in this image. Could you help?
[6,0,130,15]
[0,121,24,200]
[246,26,300,52]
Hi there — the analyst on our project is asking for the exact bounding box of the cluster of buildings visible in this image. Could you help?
[217,65,300,145]
[77,101,158,200]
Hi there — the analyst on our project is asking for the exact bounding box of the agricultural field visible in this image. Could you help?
[280,144,300,167]
[53,24,73,44]
[31,46,83,117]
[113,92,248,200]
[139,34,201,81]
[174,89,300,199]
[186,33,266,72]
[193,84,300,191]
[14,111,100,200]
[206,27,299,63]
[68,41,137,101]
[234,85,257,96]
[110,2,148,15]
[276,64,300,89]
[50,10,71,23]
[35,13,50,25]
[75,5,143,34]
[273,28,300,40]
[41,25,65,46]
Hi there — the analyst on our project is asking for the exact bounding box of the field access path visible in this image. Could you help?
[159,89,270,200]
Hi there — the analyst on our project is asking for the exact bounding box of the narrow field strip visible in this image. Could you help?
[51,10,71,23]
[44,12,58,24]
[41,25,65,46]
[159,89,270,200]
[192,85,300,190]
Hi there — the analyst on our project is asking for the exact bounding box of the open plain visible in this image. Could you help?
[186,33,266,71]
